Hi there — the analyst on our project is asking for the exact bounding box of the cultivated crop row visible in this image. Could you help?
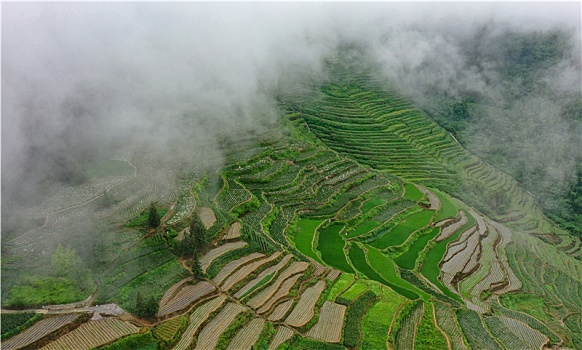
[440,225,481,294]
[159,277,194,307]
[157,281,216,317]
[491,299,561,344]
[268,326,295,350]
[456,309,502,350]
[343,290,377,348]
[326,269,341,282]
[313,262,326,277]
[246,261,308,308]
[234,254,293,299]
[268,300,295,321]
[193,302,247,350]
[221,252,281,291]
[226,318,265,350]
[211,252,265,285]
[458,226,502,309]
[3,314,80,350]
[172,296,226,350]
[154,316,184,342]
[256,274,303,314]
[200,241,247,272]
[218,186,252,214]
[484,316,546,350]
[41,318,139,350]
[499,316,548,349]
[167,193,196,225]
[305,301,346,343]
[434,301,469,350]
[487,221,522,294]
[285,280,327,327]
[436,211,468,241]
[395,301,424,350]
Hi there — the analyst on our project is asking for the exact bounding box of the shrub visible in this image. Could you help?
[1,313,42,340]
[343,290,377,348]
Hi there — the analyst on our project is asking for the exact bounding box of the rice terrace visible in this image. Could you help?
[2,3,582,350]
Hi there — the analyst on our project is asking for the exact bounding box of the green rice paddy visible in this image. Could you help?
[293,218,326,264]
[317,223,354,273]
[370,210,435,249]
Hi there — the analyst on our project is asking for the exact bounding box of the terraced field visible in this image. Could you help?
[2,314,81,350]
[3,51,581,350]
[41,318,139,350]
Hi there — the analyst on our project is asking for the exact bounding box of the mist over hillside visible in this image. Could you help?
[2,4,582,348]
[2,2,581,234]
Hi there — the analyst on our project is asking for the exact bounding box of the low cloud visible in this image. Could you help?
[2,2,580,217]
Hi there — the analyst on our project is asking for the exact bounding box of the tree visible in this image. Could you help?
[134,292,159,319]
[190,216,207,249]
[51,245,94,291]
[173,231,194,258]
[148,202,160,228]
[135,292,145,316]
[192,250,204,280]
[52,245,82,278]
[145,296,159,317]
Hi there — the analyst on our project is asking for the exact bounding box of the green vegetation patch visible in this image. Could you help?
[337,280,368,304]
[361,197,387,214]
[415,302,448,349]
[97,331,158,350]
[119,259,188,312]
[153,316,185,342]
[403,183,423,201]
[293,218,325,264]
[283,336,347,350]
[126,207,169,228]
[370,210,435,249]
[343,290,377,348]
[356,244,426,300]
[361,284,406,349]
[5,276,86,308]
[432,189,459,222]
[252,321,276,350]
[348,220,382,238]
[499,293,550,322]
[317,224,354,273]
[394,227,440,270]
[327,273,355,302]
[457,309,502,350]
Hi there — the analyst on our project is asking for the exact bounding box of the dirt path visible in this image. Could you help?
[1,303,126,316]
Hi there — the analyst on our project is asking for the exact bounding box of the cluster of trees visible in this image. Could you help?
[51,244,94,292]
[133,215,208,318]
[173,216,207,279]
[148,202,161,228]
[134,292,159,319]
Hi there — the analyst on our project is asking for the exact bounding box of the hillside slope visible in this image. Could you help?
[2,56,581,349]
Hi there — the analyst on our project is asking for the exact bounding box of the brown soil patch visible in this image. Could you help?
[198,207,216,229]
